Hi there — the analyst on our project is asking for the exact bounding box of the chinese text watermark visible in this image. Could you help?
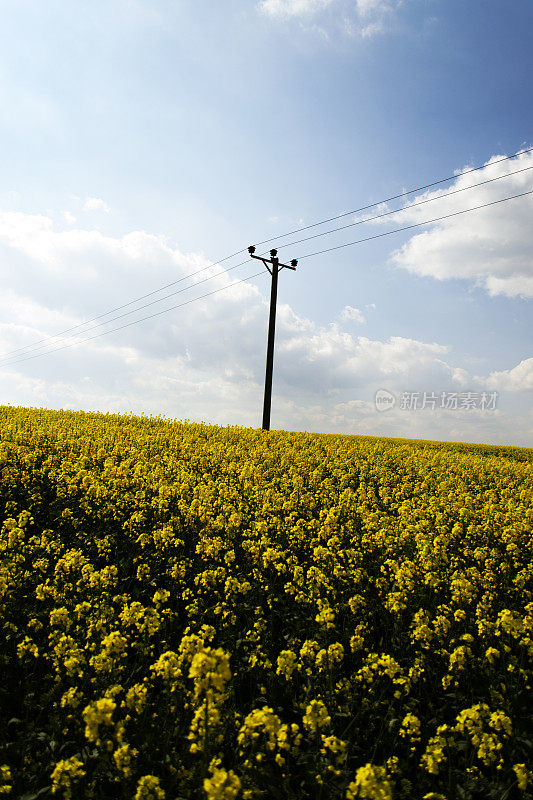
[375,390,498,412]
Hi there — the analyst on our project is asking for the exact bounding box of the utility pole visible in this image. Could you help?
[248,246,297,431]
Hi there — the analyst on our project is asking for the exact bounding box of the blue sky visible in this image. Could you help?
[0,0,532,444]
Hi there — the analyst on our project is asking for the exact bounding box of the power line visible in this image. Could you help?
[296,188,533,260]
[0,258,252,366]
[5,160,532,366]
[255,145,533,247]
[0,270,266,370]
[3,187,531,370]
[265,164,533,253]
[0,250,249,360]
[3,145,531,363]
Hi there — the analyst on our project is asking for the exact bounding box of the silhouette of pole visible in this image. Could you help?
[248,246,297,431]
[263,254,279,431]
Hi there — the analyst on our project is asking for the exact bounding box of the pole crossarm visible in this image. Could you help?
[248,246,297,272]
[248,245,297,431]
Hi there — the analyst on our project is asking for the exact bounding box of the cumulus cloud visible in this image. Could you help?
[83,196,111,213]
[0,205,530,444]
[339,305,365,323]
[486,358,533,391]
[383,148,533,297]
[273,329,477,408]
[277,395,532,446]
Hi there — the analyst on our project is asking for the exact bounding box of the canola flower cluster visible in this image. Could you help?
[0,405,532,800]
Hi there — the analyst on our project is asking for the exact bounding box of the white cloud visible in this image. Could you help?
[339,304,365,323]
[486,358,533,391]
[384,148,533,297]
[277,395,532,446]
[62,211,77,225]
[0,205,531,445]
[354,0,398,36]
[83,197,111,213]
[260,0,334,18]
[259,0,405,37]
[275,327,463,396]
[356,0,390,15]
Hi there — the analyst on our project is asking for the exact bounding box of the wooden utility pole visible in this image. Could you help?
[248,246,297,431]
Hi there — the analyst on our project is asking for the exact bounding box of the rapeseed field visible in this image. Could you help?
[0,405,532,800]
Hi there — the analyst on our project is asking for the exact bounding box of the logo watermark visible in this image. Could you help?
[374,389,396,412]
[374,390,498,412]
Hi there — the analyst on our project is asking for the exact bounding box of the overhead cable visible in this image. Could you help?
[0,270,266,369]
[1,145,532,364]
[255,145,533,246]
[269,164,533,253]
[296,189,533,260]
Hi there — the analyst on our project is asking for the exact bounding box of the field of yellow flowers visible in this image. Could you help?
[1,406,532,800]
